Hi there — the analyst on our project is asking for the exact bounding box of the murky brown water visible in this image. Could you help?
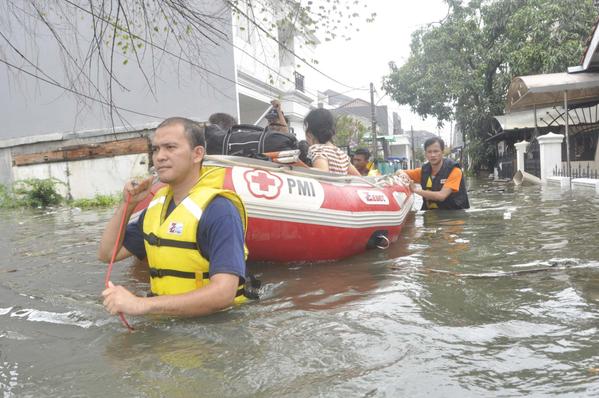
[1,178,598,397]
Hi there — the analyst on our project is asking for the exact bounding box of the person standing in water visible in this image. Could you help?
[98,117,256,317]
[397,137,469,210]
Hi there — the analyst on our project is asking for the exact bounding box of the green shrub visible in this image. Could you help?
[14,178,64,208]
[70,194,121,208]
[0,184,17,208]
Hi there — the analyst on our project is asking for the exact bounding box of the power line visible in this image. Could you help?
[64,1,367,108]
[8,1,369,122]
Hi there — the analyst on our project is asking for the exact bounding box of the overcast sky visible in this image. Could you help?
[313,0,451,139]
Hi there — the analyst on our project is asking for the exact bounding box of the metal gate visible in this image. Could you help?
[497,146,515,179]
[524,138,540,178]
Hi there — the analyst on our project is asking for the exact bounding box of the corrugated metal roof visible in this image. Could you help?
[505,72,599,112]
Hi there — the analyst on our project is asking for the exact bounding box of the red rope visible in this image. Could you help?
[105,192,134,331]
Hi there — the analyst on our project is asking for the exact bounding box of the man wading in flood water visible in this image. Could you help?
[98,117,257,317]
[397,137,469,210]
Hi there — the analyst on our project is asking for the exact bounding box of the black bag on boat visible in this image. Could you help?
[205,124,297,157]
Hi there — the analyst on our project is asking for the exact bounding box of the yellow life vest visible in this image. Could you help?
[367,161,381,176]
[142,166,250,304]
[367,168,381,177]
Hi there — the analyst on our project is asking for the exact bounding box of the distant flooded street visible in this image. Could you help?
[1,178,598,397]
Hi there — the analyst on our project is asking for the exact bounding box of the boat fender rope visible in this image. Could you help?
[205,156,383,187]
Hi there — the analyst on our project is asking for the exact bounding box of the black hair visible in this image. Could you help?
[298,140,312,166]
[157,117,206,149]
[353,147,370,160]
[304,108,335,144]
[208,113,237,131]
[423,137,445,151]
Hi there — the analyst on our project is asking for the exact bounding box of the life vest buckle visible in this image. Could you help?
[149,267,166,278]
[146,233,162,246]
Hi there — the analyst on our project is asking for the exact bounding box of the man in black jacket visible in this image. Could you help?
[398,137,469,210]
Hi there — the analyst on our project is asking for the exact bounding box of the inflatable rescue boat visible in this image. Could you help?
[136,155,414,262]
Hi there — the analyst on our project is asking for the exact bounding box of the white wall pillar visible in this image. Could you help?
[537,132,564,183]
[514,140,529,172]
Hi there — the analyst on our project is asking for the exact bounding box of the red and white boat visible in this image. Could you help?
[137,155,414,263]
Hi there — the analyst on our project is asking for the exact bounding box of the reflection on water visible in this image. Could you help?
[1,178,599,396]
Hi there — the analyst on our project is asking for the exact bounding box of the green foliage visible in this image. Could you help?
[466,134,496,171]
[13,178,64,208]
[0,184,18,208]
[1,180,119,209]
[383,0,597,170]
[236,0,376,44]
[334,115,368,148]
[70,194,121,209]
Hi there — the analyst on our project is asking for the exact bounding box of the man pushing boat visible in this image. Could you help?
[98,117,257,318]
[397,137,469,210]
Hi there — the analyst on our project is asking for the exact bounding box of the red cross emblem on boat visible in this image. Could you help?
[243,169,283,199]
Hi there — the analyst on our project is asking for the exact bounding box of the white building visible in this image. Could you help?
[232,3,320,139]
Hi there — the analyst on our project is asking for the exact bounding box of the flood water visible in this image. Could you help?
[1,178,598,397]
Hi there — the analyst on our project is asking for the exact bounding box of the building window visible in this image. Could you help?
[294,71,304,92]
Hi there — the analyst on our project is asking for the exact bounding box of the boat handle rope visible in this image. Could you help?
[205,156,387,188]
[104,192,134,332]
[375,235,390,250]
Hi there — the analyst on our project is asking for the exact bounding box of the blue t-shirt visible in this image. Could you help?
[123,196,246,281]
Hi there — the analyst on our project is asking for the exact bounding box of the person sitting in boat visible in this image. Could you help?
[351,148,381,176]
[98,117,257,318]
[304,108,361,176]
[298,140,312,166]
[266,99,289,133]
[397,137,469,210]
[351,148,371,176]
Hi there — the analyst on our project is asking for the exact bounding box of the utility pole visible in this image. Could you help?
[369,82,377,159]
[410,125,415,168]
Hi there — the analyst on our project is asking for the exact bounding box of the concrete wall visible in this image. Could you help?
[12,153,149,200]
[0,148,13,186]
[1,125,154,199]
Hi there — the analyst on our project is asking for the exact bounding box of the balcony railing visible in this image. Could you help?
[294,71,304,92]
